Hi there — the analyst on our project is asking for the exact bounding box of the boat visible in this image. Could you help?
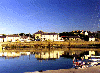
[88,56,100,61]
[72,57,99,69]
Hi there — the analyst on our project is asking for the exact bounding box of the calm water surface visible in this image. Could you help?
[0,53,73,73]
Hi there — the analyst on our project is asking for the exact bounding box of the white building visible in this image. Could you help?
[89,36,95,41]
[41,33,64,41]
[6,35,20,42]
[85,31,88,35]
[19,36,31,42]
[0,36,7,42]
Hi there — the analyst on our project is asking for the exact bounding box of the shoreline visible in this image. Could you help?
[25,65,100,73]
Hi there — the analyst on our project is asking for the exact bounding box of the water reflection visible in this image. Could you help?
[0,49,99,60]
[35,51,64,60]
[0,48,100,73]
[0,52,31,59]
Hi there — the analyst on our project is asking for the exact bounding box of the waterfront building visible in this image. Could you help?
[41,33,63,41]
[0,36,7,42]
[34,30,64,41]
[34,30,44,40]
[97,31,100,39]
[68,36,81,41]
[6,35,20,42]
[19,35,31,42]
[85,31,88,35]
[80,30,84,34]
[89,36,95,41]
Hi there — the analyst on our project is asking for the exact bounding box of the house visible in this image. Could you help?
[6,35,20,42]
[97,31,100,39]
[41,33,64,41]
[68,36,81,41]
[80,30,84,34]
[0,36,7,42]
[89,36,95,41]
[35,30,64,41]
[85,31,88,35]
[19,36,31,42]
[73,30,81,35]
[34,30,44,40]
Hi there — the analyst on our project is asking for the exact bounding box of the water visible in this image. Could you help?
[1,49,99,73]
[0,53,73,73]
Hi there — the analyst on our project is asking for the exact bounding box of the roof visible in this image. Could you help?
[42,33,57,35]
[6,35,19,37]
[0,36,6,38]
[61,36,68,37]
[35,30,57,35]
[35,30,44,34]
[68,36,80,38]
[61,36,80,38]
[97,31,100,33]
[20,36,28,39]
[89,36,95,38]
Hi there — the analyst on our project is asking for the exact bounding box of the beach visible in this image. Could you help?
[25,65,100,73]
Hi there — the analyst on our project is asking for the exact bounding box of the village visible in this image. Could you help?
[0,30,100,42]
[0,30,100,72]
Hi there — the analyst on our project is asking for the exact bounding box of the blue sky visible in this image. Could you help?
[0,0,99,34]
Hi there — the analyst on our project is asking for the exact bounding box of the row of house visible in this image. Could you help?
[0,34,30,42]
[0,30,99,42]
[60,30,97,41]
[34,30,64,41]
[34,30,93,41]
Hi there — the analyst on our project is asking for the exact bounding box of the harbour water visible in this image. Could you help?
[0,48,100,73]
[0,51,73,73]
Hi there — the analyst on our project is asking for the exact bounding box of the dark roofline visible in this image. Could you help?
[89,36,95,38]
[42,33,57,35]
[68,36,80,38]
[61,36,80,38]
[20,36,28,39]
[0,36,6,38]
[35,30,44,34]
[6,35,19,37]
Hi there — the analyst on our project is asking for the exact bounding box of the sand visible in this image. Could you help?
[25,65,100,73]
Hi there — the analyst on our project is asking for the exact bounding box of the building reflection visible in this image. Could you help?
[0,52,31,59]
[35,51,64,60]
[0,49,99,60]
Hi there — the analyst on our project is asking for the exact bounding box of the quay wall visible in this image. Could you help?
[0,41,100,50]
[1,41,100,45]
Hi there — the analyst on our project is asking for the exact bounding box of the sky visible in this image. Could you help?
[0,0,100,34]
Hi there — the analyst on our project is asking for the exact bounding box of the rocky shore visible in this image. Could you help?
[25,65,100,73]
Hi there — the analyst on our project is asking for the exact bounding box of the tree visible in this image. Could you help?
[19,33,25,36]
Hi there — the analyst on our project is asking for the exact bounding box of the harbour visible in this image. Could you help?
[0,47,100,73]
